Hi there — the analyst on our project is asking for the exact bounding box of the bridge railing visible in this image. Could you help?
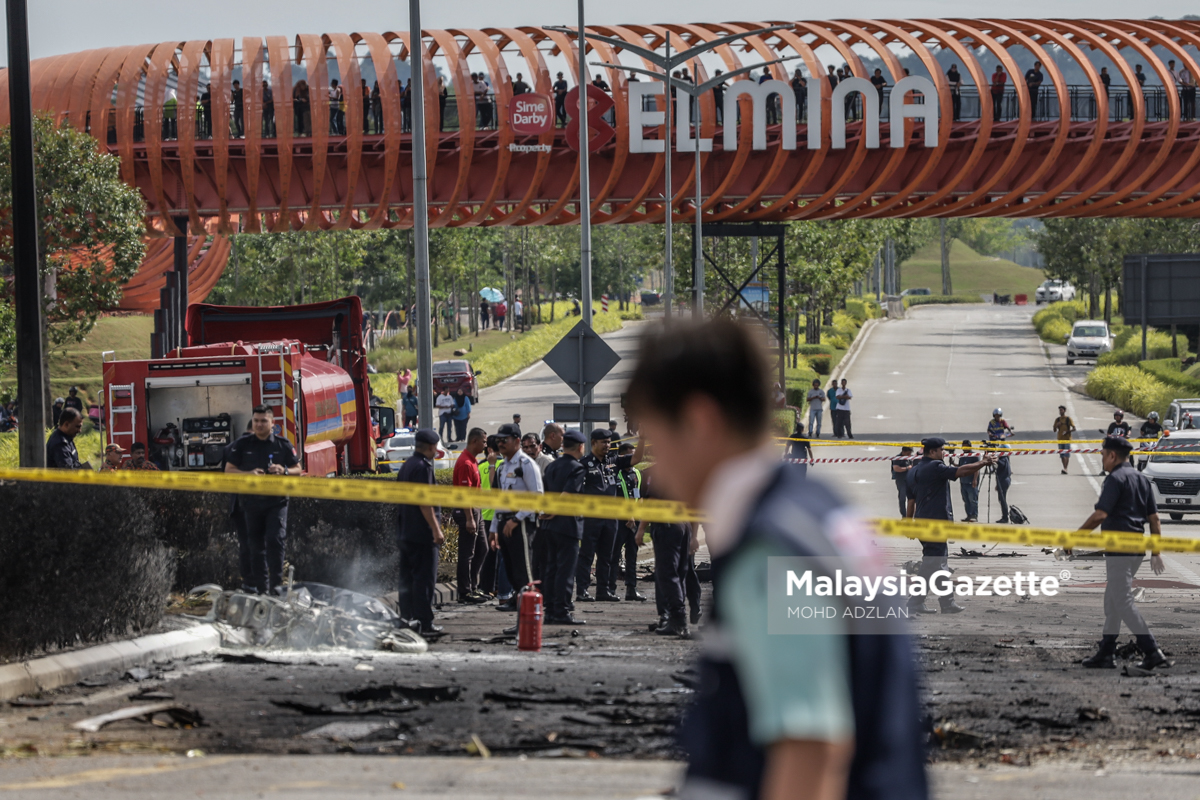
[83,83,1199,145]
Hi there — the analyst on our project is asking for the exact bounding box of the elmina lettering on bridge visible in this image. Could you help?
[626,75,939,154]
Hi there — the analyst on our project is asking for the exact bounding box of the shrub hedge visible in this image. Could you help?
[902,294,984,307]
[1138,358,1200,395]
[1098,329,1188,366]
[1085,365,1176,419]
[1032,299,1089,343]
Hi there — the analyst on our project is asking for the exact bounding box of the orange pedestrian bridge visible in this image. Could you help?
[4,18,1200,309]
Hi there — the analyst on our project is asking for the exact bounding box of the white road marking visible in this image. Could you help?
[944,324,958,387]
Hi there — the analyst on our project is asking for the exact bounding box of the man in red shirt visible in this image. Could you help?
[990,65,1007,121]
[453,427,488,602]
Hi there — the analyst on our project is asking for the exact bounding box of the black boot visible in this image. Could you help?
[1137,648,1171,671]
[625,589,648,602]
[1082,636,1117,669]
[689,606,702,626]
[649,613,667,632]
[655,613,688,637]
[576,591,596,603]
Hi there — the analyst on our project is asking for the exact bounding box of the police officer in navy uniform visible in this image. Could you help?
[395,428,445,636]
[46,408,86,469]
[636,467,692,636]
[625,318,928,800]
[224,404,301,595]
[614,441,648,601]
[576,429,645,602]
[1076,435,1170,671]
[539,428,588,625]
[906,437,995,614]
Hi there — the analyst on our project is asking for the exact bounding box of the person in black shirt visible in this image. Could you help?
[541,423,564,460]
[870,68,887,108]
[540,428,588,624]
[223,423,255,592]
[637,466,693,636]
[231,79,244,137]
[553,72,569,127]
[63,386,84,415]
[947,64,962,121]
[1024,61,1044,120]
[51,397,64,428]
[46,408,86,469]
[224,405,301,595]
[394,428,445,635]
[890,445,914,517]
[512,73,530,96]
[1140,411,1163,439]
[1075,436,1169,671]
[576,429,645,602]
[712,69,726,124]
[906,437,995,613]
[614,442,647,601]
[956,439,980,522]
[1106,410,1132,437]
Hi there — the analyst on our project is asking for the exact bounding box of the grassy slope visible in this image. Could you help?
[0,315,153,404]
[901,240,1045,298]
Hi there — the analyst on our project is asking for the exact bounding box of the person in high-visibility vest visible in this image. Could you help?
[614,441,648,602]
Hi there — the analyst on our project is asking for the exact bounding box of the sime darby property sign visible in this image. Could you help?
[509,93,555,134]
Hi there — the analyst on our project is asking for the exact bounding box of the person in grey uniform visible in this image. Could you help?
[1075,435,1170,672]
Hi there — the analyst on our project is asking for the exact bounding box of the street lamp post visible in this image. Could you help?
[574,25,796,321]
[409,0,434,428]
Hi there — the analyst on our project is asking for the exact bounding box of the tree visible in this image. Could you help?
[0,117,147,365]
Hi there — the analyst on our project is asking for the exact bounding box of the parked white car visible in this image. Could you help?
[1142,430,1200,520]
[376,432,416,473]
[1065,320,1113,365]
[1036,280,1077,304]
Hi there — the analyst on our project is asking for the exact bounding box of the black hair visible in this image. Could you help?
[58,407,82,425]
[252,404,272,415]
[467,427,486,443]
[626,319,770,439]
[131,441,147,452]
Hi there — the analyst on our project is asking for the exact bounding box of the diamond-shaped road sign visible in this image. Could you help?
[542,320,621,398]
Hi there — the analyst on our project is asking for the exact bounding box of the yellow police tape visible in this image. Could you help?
[778,438,1159,447]
[3,467,1197,555]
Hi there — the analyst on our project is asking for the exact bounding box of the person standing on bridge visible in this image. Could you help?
[1054,405,1076,474]
[947,64,963,121]
[907,437,996,613]
[1024,61,1044,121]
[990,64,1007,121]
[553,72,569,127]
[1075,435,1170,672]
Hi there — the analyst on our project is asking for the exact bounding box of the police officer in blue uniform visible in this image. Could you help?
[625,318,929,800]
[906,437,995,614]
[576,429,644,602]
[224,404,301,595]
[395,429,445,635]
[539,428,588,625]
[614,441,648,601]
[1076,435,1170,671]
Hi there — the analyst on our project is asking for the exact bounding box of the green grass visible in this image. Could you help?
[0,315,153,405]
[901,240,1045,299]
[368,304,627,409]
[0,426,105,470]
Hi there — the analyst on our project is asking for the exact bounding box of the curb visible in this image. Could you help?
[0,624,221,703]
[831,317,880,385]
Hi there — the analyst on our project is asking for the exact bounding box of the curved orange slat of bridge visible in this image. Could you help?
[6,19,1200,291]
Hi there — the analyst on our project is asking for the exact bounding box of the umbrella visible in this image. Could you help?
[479,287,505,303]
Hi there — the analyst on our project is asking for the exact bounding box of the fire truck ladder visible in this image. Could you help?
[256,345,291,446]
[106,381,137,452]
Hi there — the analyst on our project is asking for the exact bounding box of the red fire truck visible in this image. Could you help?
[102,297,395,477]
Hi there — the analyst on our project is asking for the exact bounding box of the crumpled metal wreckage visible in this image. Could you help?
[189,581,427,653]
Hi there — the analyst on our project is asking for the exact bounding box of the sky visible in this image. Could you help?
[3,0,1200,66]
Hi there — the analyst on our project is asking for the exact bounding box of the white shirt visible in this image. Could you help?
[490,450,544,531]
[699,445,780,558]
[435,394,455,414]
[515,300,523,316]
[836,387,853,411]
[1170,68,1182,86]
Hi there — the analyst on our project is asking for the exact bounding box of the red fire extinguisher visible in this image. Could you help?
[517,584,543,652]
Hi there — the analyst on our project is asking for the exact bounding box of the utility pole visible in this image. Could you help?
[410,0,434,428]
[663,32,673,322]
[8,0,46,466]
[576,0,595,434]
[692,58,703,318]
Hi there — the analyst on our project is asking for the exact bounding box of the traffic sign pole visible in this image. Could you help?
[576,0,594,434]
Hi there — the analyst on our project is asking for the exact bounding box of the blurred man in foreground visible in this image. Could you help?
[626,319,927,800]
